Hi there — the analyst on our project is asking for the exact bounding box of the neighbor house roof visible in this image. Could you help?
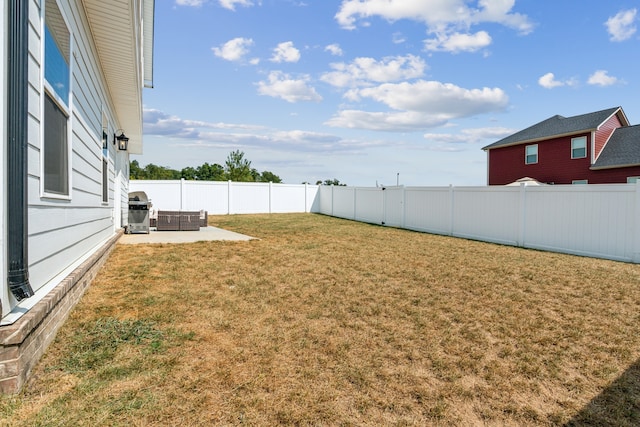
[591,125,640,169]
[482,107,628,151]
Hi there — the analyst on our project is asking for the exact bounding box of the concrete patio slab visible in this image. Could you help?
[118,226,255,244]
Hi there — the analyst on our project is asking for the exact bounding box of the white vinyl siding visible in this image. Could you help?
[571,136,587,159]
[10,0,128,317]
[525,144,538,165]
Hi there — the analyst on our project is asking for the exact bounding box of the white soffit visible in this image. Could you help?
[82,0,154,154]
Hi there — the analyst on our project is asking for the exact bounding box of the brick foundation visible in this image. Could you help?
[0,230,123,393]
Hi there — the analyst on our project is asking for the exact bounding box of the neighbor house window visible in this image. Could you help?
[627,176,640,183]
[525,144,538,164]
[571,136,587,159]
[43,0,71,196]
[572,180,588,185]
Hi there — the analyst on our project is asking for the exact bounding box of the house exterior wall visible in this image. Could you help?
[4,0,125,319]
[594,114,622,160]
[487,132,640,185]
[0,0,148,393]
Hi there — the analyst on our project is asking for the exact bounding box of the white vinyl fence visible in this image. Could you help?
[130,180,320,214]
[130,180,640,263]
[318,183,640,264]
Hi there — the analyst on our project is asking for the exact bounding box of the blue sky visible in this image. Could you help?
[136,0,640,186]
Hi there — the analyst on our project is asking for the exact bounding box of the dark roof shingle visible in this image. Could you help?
[483,107,622,150]
[591,125,640,169]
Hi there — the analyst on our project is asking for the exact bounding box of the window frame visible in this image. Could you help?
[41,0,72,200]
[571,136,587,159]
[525,144,538,165]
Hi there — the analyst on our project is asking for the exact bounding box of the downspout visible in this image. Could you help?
[6,0,34,300]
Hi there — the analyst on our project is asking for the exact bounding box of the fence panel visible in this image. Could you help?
[271,184,306,213]
[182,181,229,213]
[452,186,520,245]
[355,188,384,224]
[318,185,333,215]
[332,187,356,220]
[404,187,452,235]
[523,185,637,261]
[131,180,182,210]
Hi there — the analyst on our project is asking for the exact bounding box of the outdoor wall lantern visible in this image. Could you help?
[114,129,129,151]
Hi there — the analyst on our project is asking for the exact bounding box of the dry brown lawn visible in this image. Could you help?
[2,213,640,426]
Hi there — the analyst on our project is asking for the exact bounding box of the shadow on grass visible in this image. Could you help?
[565,358,640,426]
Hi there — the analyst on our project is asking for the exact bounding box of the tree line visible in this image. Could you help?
[130,150,283,183]
[130,150,346,185]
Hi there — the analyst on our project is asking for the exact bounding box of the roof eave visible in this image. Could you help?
[82,0,154,155]
[590,162,640,171]
[482,129,596,151]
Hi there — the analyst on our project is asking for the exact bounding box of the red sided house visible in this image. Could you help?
[482,107,640,185]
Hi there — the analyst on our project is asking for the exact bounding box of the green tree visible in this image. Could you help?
[316,178,346,186]
[225,150,253,182]
[197,162,225,181]
[260,171,282,183]
[181,166,197,180]
[130,160,144,179]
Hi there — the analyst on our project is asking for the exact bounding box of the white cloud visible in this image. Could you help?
[144,108,267,138]
[212,37,254,61]
[588,70,621,86]
[270,41,301,63]
[325,43,344,56]
[538,72,577,89]
[325,110,449,132]
[424,127,514,144]
[143,108,376,153]
[320,54,426,88]
[425,31,492,53]
[326,80,508,132]
[605,9,637,42]
[219,0,253,11]
[392,32,406,44]
[335,0,534,35]
[355,80,508,116]
[176,0,206,6]
[256,71,322,103]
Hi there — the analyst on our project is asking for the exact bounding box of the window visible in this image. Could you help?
[102,158,108,203]
[43,94,69,195]
[102,113,109,203]
[572,180,588,185]
[627,177,640,184]
[525,144,538,164]
[571,136,587,159]
[43,0,71,197]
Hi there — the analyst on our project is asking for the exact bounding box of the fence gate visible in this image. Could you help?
[382,186,404,228]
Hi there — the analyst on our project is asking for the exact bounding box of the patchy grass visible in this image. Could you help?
[2,213,640,426]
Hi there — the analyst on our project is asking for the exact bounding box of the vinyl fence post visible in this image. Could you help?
[448,184,454,236]
[401,185,406,229]
[269,181,273,214]
[634,181,640,263]
[228,180,232,215]
[180,178,185,210]
[518,182,526,247]
[304,182,308,213]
